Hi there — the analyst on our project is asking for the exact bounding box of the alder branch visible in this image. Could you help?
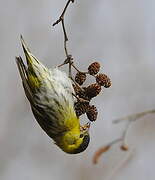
[93,138,122,164]
[53,0,75,58]
[53,0,74,27]
[53,0,93,112]
[53,0,88,81]
[113,109,155,124]
[93,109,155,164]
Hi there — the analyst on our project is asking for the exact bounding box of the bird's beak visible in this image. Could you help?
[80,122,91,132]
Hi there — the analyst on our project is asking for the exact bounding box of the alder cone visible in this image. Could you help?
[74,102,89,117]
[88,62,100,75]
[75,72,86,85]
[96,73,111,88]
[86,105,98,121]
[85,83,101,98]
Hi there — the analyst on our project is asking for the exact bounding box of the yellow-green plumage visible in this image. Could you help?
[16,36,90,154]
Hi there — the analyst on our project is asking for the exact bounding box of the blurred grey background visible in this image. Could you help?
[1,0,155,180]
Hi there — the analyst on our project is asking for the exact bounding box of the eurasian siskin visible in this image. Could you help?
[16,36,90,154]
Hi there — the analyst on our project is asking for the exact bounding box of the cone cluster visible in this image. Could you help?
[73,61,111,122]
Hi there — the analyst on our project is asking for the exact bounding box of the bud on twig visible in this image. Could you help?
[120,144,129,151]
[93,145,111,164]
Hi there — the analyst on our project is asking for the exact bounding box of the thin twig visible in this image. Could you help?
[93,109,155,164]
[93,138,122,164]
[53,0,77,79]
[121,121,131,146]
[69,62,72,78]
[72,93,89,103]
[53,0,74,59]
[61,19,69,57]
[105,149,134,180]
[53,0,88,79]
[71,63,89,74]
[93,123,132,164]
[53,0,74,26]
[113,109,155,124]
[71,63,81,72]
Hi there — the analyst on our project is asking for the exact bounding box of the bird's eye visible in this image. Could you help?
[80,134,84,138]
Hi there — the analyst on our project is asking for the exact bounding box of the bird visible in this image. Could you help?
[15,36,90,154]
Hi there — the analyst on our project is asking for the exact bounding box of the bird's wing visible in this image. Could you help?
[16,36,79,139]
[30,78,78,138]
[16,56,33,103]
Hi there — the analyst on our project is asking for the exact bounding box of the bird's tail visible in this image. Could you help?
[20,35,40,66]
[17,36,48,91]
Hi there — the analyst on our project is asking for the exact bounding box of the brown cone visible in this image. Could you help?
[85,83,101,98]
[74,102,89,117]
[86,105,98,121]
[88,62,100,75]
[75,72,86,85]
[96,73,111,88]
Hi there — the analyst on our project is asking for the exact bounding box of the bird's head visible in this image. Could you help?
[70,130,90,154]
[56,123,90,154]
